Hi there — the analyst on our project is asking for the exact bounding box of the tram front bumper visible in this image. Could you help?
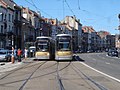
[55,55,73,60]
[55,51,73,60]
[35,52,50,59]
[35,56,50,59]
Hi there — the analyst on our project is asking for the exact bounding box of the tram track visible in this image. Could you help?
[0,59,109,90]
[71,62,109,90]
[57,62,65,90]
[56,61,71,90]
[0,60,72,90]
[0,61,61,88]
[17,61,71,90]
[0,61,46,80]
[19,61,47,90]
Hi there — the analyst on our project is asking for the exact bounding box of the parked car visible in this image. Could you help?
[0,48,4,50]
[107,49,118,57]
[0,50,12,62]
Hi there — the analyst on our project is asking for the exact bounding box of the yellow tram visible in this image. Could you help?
[35,36,54,60]
[55,34,73,61]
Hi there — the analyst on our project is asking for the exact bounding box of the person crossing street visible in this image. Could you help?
[24,48,28,60]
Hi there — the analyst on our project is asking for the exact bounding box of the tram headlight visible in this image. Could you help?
[47,53,50,56]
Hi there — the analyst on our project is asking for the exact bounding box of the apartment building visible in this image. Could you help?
[21,7,42,48]
[106,35,115,49]
[0,0,15,49]
[41,18,52,36]
[0,5,7,48]
[97,31,111,51]
[82,26,102,52]
[14,4,22,49]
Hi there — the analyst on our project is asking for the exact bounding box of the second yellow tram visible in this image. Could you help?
[55,34,73,61]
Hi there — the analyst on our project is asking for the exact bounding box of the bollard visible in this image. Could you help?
[11,47,15,64]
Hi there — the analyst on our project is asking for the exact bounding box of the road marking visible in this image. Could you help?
[97,54,106,59]
[80,62,120,83]
[105,62,110,65]
[92,58,96,61]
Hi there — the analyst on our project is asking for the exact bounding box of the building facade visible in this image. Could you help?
[0,5,7,48]
[82,26,102,52]
[21,7,42,48]
[0,0,15,49]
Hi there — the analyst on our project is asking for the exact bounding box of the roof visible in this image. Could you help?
[82,26,95,33]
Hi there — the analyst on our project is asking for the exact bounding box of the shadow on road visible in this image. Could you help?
[73,55,85,62]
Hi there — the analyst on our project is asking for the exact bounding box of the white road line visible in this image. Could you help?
[105,62,110,65]
[80,62,120,83]
[92,58,96,61]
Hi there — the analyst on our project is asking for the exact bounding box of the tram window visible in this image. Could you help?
[58,42,71,51]
[39,45,48,51]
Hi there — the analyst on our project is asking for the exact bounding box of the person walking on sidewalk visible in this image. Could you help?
[17,48,22,62]
[24,48,28,60]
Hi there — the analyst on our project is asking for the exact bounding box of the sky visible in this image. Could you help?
[14,0,120,34]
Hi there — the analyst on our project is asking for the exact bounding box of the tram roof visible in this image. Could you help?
[36,36,52,39]
[56,34,72,37]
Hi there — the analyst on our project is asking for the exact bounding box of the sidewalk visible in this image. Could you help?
[0,57,33,73]
[0,61,22,73]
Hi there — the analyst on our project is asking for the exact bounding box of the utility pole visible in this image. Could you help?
[118,14,120,58]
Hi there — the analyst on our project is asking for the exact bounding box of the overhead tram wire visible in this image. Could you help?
[24,0,53,18]
[78,0,80,10]
[63,0,65,19]
[26,0,115,27]
[77,2,118,25]
[76,0,110,23]
[77,8,116,26]
[64,0,75,16]
[58,0,118,32]
[31,0,39,12]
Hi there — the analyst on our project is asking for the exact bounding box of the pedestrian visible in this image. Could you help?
[17,48,22,62]
[24,48,28,60]
[14,48,17,60]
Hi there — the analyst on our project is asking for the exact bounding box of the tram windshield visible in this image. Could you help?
[58,42,71,51]
[56,36,71,51]
[36,41,49,52]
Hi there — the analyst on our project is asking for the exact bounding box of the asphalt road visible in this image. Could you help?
[0,56,120,90]
[78,52,120,80]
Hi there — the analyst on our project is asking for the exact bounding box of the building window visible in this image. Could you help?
[15,11,18,20]
[5,14,6,20]
[9,14,11,22]
[1,25,3,33]
[9,25,10,32]
[0,13,3,21]
[12,15,14,22]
